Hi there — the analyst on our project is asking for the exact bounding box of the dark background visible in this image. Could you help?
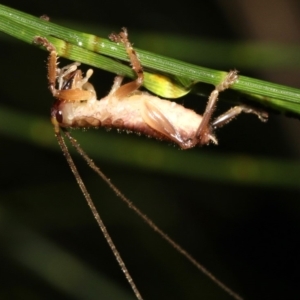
[0,1,300,299]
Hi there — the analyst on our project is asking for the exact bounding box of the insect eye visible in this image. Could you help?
[51,105,63,124]
[56,110,63,123]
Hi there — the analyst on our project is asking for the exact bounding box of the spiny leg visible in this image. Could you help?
[212,105,268,128]
[33,37,57,95]
[109,29,188,145]
[34,37,94,98]
[34,36,97,134]
[109,28,144,98]
[196,70,239,145]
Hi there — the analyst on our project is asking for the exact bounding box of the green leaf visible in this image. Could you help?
[1,4,300,114]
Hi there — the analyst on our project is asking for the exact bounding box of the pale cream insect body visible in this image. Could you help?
[38,28,266,149]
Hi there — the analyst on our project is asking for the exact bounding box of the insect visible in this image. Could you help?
[33,28,267,300]
[36,28,267,149]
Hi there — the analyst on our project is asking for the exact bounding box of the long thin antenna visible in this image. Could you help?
[64,130,243,300]
[56,130,143,300]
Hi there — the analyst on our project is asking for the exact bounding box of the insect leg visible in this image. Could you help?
[212,105,268,128]
[33,37,58,96]
[57,62,81,89]
[109,28,144,98]
[109,29,187,145]
[196,70,239,145]
[107,76,125,96]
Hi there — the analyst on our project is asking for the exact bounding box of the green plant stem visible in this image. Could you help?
[0,4,300,115]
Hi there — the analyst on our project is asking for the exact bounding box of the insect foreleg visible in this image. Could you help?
[33,37,58,95]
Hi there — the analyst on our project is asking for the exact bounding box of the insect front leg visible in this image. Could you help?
[33,37,58,96]
[34,36,96,102]
[34,37,82,94]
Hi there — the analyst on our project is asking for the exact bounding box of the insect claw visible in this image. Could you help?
[33,36,56,52]
[216,70,239,92]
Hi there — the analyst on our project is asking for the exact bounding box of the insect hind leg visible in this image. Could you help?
[212,105,268,128]
[196,70,239,145]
